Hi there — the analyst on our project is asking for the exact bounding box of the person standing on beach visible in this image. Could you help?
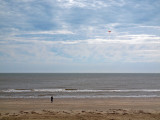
[51,96,53,103]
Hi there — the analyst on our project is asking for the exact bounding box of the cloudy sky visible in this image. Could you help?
[0,0,160,73]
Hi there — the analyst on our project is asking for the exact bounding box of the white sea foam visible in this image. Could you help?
[1,89,160,93]
[1,89,32,92]
[33,89,160,93]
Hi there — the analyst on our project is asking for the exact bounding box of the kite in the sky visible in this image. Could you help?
[108,31,111,40]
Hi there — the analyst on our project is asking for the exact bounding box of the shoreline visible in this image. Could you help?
[1,98,160,120]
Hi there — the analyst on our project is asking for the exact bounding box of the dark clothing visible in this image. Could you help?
[51,96,53,103]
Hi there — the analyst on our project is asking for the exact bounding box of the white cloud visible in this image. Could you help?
[25,30,74,35]
[56,0,125,9]
[139,25,160,29]
[1,31,159,64]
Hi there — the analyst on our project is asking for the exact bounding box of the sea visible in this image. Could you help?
[0,73,160,98]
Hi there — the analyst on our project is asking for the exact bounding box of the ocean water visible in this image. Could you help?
[0,73,160,98]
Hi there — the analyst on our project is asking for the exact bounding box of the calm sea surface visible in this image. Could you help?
[0,73,160,98]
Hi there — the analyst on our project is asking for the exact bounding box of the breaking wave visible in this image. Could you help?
[1,89,160,93]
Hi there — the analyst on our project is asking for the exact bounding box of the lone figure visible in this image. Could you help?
[51,96,53,103]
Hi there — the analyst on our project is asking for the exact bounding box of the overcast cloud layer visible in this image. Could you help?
[0,0,160,73]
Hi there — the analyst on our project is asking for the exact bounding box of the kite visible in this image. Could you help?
[108,31,111,40]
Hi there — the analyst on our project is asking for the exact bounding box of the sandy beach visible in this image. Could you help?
[0,98,160,120]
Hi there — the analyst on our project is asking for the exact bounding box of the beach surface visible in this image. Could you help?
[0,98,160,120]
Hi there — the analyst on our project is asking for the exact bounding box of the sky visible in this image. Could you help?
[0,0,160,73]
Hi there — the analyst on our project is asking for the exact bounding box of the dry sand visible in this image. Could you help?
[0,98,160,120]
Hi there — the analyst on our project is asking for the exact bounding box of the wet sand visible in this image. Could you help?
[0,98,160,120]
